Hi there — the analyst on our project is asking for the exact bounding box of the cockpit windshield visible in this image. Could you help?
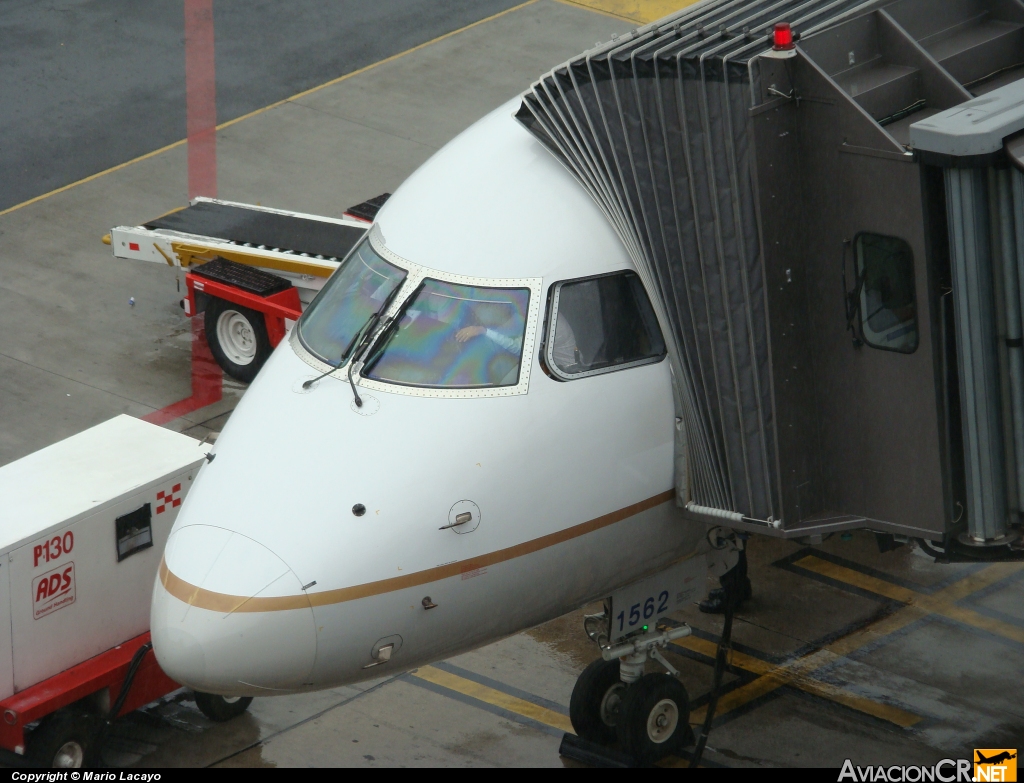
[362,279,530,388]
[298,240,407,365]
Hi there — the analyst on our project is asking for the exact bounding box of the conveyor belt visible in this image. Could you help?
[146,202,365,261]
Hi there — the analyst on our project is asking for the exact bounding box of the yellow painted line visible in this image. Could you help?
[216,0,539,131]
[826,604,929,658]
[0,0,541,220]
[940,603,1024,645]
[412,665,575,734]
[688,673,783,726]
[673,635,921,728]
[932,562,1023,602]
[794,556,918,603]
[796,557,1024,646]
[555,0,703,24]
[0,137,190,218]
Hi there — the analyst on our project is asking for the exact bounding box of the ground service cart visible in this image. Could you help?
[0,416,248,767]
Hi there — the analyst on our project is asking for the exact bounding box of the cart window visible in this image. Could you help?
[362,279,530,388]
[546,270,665,379]
[298,239,407,365]
[116,503,153,562]
[855,233,918,353]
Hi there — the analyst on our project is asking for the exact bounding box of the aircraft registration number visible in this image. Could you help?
[607,555,706,641]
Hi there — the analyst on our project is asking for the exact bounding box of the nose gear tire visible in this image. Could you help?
[616,673,690,765]
[569,657,625,745]
[194,691,254,722]
[204,298,271,383]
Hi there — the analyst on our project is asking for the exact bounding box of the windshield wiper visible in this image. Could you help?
[357,281,426,380]
[302,282,406,397]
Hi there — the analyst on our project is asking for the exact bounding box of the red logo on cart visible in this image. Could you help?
[32,561,75,620]
[156,484,182,514]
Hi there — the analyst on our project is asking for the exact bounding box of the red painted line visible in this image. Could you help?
[143,316,222,425]
[185,0,217,199]
[142,3,223,427]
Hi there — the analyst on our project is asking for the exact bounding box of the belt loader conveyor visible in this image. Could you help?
[107,196,383,381]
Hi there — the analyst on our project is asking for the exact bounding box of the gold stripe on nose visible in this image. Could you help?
[159,488,675,612]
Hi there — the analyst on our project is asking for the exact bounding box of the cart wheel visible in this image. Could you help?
[569,657,625,745]
[204,298,271,383]
[193,691,253,722]
[616,673,690,766]
[29,708,102,768]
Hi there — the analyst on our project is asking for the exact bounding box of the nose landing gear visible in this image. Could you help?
[568,617,694,766]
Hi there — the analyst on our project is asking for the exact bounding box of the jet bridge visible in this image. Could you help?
[518,0,1024,557]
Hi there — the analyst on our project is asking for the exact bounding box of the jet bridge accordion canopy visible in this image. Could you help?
[519,0,1024,546]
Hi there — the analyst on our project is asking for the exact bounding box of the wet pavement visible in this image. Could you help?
[1,0,1021,769]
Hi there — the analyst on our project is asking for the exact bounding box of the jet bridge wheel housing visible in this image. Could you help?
[616,673,690,765]
[204,298,272,383]
[569,657,625,744]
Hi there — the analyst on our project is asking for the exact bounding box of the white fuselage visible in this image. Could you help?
[150,100,704,696]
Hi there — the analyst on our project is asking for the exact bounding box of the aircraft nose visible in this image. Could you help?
[151,524,317,695]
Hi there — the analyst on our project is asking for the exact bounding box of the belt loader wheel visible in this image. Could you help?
[204,297,272,383]
[616,673,690,766]
[194,691,253,722]
[569,657,626,745]
[28,707,103,768]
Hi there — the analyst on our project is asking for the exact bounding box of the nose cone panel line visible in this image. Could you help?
[151,525,317,694]
[162,524,303,616]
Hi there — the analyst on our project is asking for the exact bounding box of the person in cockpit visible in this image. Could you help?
[455,322,522,354]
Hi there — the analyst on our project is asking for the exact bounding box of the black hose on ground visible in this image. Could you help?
[915,538,947,560]
[688,573,738,768]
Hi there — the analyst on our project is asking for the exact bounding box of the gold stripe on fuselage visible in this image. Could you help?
[159,489,676,613]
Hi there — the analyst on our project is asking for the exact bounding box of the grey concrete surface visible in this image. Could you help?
[0,0,524,211]
[2,0,1022,770]
[0,0,627,465]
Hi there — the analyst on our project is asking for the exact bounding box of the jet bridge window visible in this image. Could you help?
[545,270,665,380]
[362,279,530,388]
[854,233,918,354]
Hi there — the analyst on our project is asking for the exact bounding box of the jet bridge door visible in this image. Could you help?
[754,71,947,537]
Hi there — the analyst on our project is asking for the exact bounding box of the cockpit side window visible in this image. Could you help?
[361,279,530,388]
[545,270,665,380]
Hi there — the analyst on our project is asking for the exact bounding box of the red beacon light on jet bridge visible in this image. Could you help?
[763,21,797,60]
[773,22,794,51]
